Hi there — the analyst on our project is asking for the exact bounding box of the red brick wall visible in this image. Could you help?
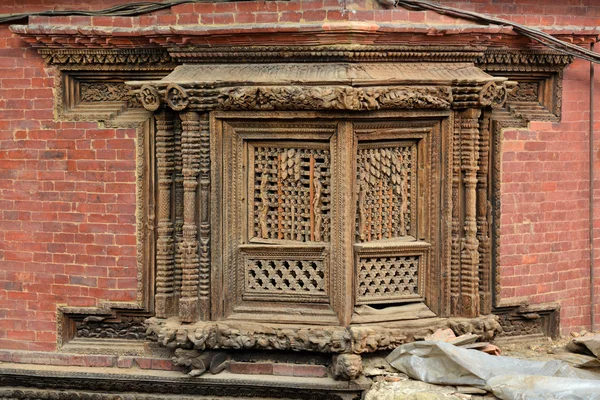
[499,56,600,332]
[0,25,138,351]
[0,0,599,352]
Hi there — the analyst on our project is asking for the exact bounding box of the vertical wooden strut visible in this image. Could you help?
[477,114,492,314]
[450,115,462,316]
[154,109,176,317]
[179,111,202,323]
[173,117,184,306]
[198,113,211,321]
[459,108,481,318]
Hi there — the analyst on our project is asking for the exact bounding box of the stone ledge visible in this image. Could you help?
[0,363,366,400]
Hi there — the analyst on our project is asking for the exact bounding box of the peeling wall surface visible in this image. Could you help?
[0,0,599,369]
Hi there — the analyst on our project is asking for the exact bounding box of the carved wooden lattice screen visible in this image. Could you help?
[218,117,444,325]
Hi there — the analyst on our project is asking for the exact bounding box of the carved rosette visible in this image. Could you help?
[139,85,161,111]
[477,82,508,109]
[166,83,190,111]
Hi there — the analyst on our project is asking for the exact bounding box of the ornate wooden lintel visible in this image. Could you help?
[129,62,508,113]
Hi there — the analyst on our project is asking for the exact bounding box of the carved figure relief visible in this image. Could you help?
[331,354,363,381]
[252,145,331,243]
[507,82,540,102]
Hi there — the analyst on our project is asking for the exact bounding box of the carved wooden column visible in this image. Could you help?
[452,108,481,318]
[178,111,210,322]
[155,109,176,317]
[173,118,184,303]
[477,114,492,314]
[451,115,461,316]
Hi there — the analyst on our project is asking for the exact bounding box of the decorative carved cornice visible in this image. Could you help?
[477,50,574,67]
[170,45,485,64]
[39,48,173,66]
[11,23,600,52]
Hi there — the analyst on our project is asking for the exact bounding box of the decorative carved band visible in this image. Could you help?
[146,315,502,355]
[0,378,348,400]
[477,115,493,314]
[134,85,457,112]
[170,45,485,64]
[38,48,173,66]
[32,46,572,69]
[476,50,573,67]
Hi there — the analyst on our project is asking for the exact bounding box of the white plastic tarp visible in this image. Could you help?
[386,341,600,400]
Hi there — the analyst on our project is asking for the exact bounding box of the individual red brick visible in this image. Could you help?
[272,363,295,376]
[280,12,302,23]
[293,364,328,378]
[229,362,274,375]
[117,356,135,368]
[85,355,117,367]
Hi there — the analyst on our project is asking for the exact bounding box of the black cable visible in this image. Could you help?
[0,0,266,24]
[388,0,600,64]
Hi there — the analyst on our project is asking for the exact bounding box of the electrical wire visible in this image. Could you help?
[385,0,600,64]
[0,0,263,24]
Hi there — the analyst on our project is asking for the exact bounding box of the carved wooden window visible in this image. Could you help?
[216,115,445,325]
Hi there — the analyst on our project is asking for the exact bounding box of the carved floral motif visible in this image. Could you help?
[80,82,142,108]
[217,86,453,111]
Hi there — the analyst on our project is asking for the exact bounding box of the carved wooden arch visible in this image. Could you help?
[126,60,509,352]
